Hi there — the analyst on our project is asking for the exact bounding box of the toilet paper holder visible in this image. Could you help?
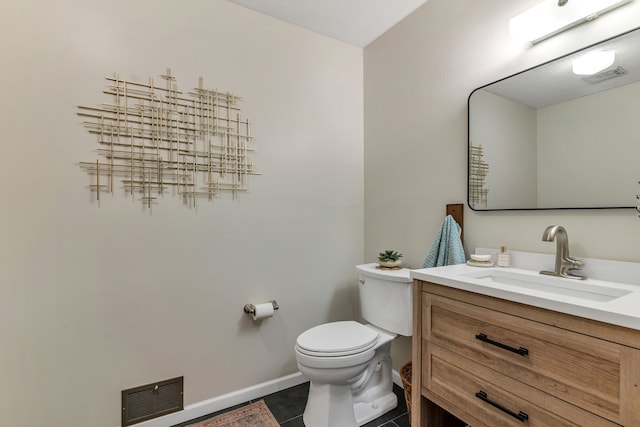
[243,300,279,315]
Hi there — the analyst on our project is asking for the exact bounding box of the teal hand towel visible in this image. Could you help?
[421,215,466,268]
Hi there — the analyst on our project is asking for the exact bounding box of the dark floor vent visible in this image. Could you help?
[122,376,183,426]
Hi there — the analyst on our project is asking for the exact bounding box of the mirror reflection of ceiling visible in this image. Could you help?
[485,28,640,108]
[226,0,429,47]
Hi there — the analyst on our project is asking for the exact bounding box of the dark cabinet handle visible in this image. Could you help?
[475,333,529,356]
[476,391,529,422]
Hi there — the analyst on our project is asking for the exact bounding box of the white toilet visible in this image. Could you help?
[295,263,413,427]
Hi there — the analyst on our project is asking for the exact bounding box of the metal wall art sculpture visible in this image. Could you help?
[78,69,258,210]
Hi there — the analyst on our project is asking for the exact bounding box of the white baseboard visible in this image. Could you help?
[127,372,307,427]
[122,369,406,427]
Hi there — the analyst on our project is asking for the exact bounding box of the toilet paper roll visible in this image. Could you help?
[252,302,275,320]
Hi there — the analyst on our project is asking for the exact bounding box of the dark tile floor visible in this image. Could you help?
[173,382,409,427]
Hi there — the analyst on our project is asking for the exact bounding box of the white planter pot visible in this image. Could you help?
[378,260,402,268]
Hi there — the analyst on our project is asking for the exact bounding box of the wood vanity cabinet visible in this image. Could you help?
[411,280,640,427]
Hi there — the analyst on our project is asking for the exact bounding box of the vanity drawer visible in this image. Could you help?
[423,292,623,423]
[423,343,619,427]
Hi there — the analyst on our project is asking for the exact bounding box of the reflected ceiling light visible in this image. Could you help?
[572,50,616,74]
[509,0,632,44]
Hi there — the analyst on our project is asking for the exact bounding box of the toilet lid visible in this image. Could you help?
[296,321,379,357]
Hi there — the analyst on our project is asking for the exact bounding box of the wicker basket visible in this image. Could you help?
[400,361,412,423]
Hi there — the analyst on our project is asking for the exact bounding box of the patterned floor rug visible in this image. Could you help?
[185,400,279,427]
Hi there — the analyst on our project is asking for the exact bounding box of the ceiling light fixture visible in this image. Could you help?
[509,0,632,44]
[572,50,616,75]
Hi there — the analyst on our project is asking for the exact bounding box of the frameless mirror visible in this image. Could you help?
[468,27,640,210]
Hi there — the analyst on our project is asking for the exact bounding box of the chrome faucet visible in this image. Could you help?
[540,225,586,280]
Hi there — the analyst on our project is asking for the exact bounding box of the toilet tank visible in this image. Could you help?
[356,263,413,336]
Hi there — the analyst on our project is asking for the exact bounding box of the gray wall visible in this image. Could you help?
[364,0,640,368]
[0,1,363,426]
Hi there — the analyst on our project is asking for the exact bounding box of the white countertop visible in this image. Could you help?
[410,261,640,331]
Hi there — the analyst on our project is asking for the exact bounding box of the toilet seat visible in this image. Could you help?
[296,321,379,357]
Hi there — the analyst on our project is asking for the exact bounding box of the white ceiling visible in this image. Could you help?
[226,0,429,47]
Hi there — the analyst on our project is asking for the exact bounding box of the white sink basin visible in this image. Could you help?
[460,269,632,302]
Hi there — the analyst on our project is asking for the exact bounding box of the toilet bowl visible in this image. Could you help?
[295,321,397,427]
[295,264,413,427]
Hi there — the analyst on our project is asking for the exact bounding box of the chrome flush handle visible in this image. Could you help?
[636,181,640,217]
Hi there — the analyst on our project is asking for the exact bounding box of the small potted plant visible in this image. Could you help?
[378,250,403,268]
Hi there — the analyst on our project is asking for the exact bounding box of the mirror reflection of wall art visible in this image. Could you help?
[78,69,259,210]
[468,144,489,207]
